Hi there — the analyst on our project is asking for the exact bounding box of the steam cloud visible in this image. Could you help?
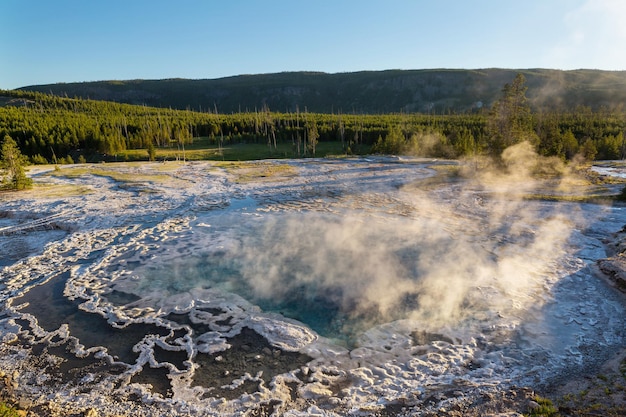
[235,142,574,336]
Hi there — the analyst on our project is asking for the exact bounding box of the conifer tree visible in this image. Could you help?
[487,73,538,156]
[1,135,33,190]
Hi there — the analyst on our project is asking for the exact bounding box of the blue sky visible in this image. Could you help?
[1,0,624,89]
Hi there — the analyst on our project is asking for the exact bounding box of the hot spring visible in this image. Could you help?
[1,157,626,416]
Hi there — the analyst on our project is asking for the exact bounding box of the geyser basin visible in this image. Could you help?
[1,158,626,416]
[122,212,475,346]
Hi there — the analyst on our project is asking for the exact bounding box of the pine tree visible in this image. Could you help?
[307,118,319,156]
[147,141,157,161]
[1,135,33,190]
[487,73,538,156]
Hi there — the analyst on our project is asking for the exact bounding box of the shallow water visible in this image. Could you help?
[593,164,626,179]
[1,158,626,416]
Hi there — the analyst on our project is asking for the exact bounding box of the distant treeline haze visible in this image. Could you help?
[0,80,624,163]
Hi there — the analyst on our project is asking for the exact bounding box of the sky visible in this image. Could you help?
[1,0,625,89]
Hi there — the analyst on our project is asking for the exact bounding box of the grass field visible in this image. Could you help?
[116,139,353,162]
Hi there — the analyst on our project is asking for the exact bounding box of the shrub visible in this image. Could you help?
[30,154,48,164]
[527,396,559,417]
[0,402,20,417]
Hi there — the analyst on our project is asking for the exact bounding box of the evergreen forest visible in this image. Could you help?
[1,73,626,165]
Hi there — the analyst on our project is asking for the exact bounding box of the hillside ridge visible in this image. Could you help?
[17,68,626,114]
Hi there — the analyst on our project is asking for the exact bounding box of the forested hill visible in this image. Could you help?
[17,69,626,114]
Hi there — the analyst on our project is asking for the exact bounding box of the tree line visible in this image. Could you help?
[1,74,625,166]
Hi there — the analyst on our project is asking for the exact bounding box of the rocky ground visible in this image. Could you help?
[597,226,626,294]
[549,228,626,417]
[544,348,626,417]
[491,224,626,417]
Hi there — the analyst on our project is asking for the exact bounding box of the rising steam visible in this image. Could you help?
[233,142,574,335]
